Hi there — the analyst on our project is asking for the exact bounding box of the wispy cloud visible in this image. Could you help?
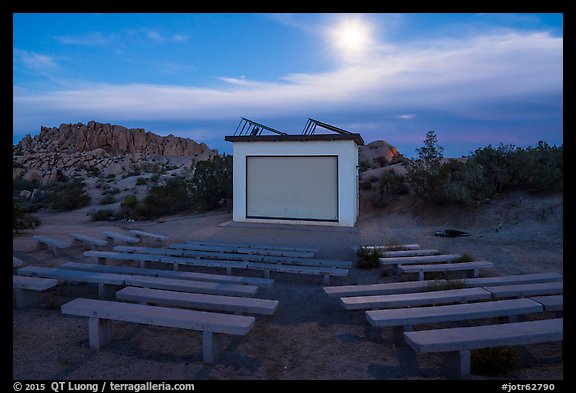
[13,49,60,75]
[146,30,188,43]
[54,32,108,46]
[14,30,562,136]
[396,114,415,120]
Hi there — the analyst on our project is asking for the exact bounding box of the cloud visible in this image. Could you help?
[146,30,188,43]
[13,30,562,135]
[396,114,416,120]
[54,32,108,46]
[14,49,60,73]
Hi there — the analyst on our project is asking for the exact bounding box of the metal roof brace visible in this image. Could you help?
[301,118,354,135]
[234,117,288,136]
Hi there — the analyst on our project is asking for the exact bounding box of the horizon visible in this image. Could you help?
[13,13,563,159]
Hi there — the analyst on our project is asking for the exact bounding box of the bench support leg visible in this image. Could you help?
[98,284,116,300]
[263,270,270,279]
[323,274,331,285]
[88,317,115,349]
[202,331,227,364]
[226,267,232,275]
[15,289,41,309]
[470,268,480,278]
[443,350,470,378]
[417,271,424,281]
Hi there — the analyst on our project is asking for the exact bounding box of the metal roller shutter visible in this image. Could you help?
[246,156,338,221]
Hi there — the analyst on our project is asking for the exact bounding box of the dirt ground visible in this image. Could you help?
[12,191,563,381]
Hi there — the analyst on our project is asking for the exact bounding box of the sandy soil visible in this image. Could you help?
[12,191,563,381]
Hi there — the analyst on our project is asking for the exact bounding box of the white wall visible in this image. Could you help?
[231,139,359,227]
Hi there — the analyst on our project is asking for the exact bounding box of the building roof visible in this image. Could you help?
[225,133,365,146]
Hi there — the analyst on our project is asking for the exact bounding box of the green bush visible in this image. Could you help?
[356,247,381,269]
[136,177,148,185]
[471,347,521,375]
[190,154,233,211]
[13,202,41,233]
[50,180,91,211]
[144,176,192,217]
[91,209,115,221]
[359,159,371,172]
[99,195,115,205]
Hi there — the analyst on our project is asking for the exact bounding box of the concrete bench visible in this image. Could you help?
[18,266,126,299]
[366,298,544,331]
[185,240,319,254]
[175,243,314,258]
[61,298,255,364]
[13,256,24,268]
[128,230,168,245]
[323,273,563,298]
[70,233,108,250]
[379,254,462,267]
[353,244,421,253]
[19,265,257,298]
[33,235,70,256]
[123,275,257,297]
[115,245,346,269]
[529,295,563,313]
[84,250,164,266]
[60,262,274,287]
[404,318,563,378]
[339,287,491,310]
[484,282,563,299]
[102,230,140,244]
[247,262,348,284]
[117,286,279,315]
[381,249,440,258]
[85,250,246,275]
[399,261,495,281]
[13,275,59,308]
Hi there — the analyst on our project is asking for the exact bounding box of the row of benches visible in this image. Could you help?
[33,229,169,255]
[15,261,281,364]
[324,272,563,377]
[85,249,350,284]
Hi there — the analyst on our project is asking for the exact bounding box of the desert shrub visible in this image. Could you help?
[142,176,192,217]
[136,177,148,185]
[50,179,91,211]
[374,156,388,168]
[85,166,101,177]
[356,247,381,269]
[190,154,233,211]
[358,159,371,172]
[91,209,115,221]
[359,179,372,190]
[13,202,41,233]
[471,347,521,375]
[120,195,149,220]
[373,171,409,207]
[427,279,467,291]
[454,253,474,263]
[99,195,115,205]
[105,173,116,179]
[150,173,161,183]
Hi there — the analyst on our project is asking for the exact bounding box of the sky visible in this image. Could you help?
[12,12,563,158]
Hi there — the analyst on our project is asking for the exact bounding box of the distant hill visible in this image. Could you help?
[13,121,218,186]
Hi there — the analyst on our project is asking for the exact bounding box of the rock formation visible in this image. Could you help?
[13,121,218,186]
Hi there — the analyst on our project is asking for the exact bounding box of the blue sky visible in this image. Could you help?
[13,13,563,158]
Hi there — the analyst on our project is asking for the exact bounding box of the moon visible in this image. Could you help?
[329,16,374,58]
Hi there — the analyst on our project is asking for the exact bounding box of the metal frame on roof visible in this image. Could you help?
[234,117,287,136]
[302,118,353,135]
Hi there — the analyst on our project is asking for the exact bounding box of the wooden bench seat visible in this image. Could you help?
[340,287,491,310]
[128,230,168,244]
[398,261,494,281]
[366,298,543,330]
[117,286,279,315]
[13,275,59,308]
[323,273,563,298]
[404,318,563,378]
[102,230,140,244]
[247,262,348,284]
[70,233,108,250]
[484,281,563,299]
[381,249,440,258]
[61,298,255,364]
[60,262,274,287]
[529,295,563,312]
[33,235,70,256]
